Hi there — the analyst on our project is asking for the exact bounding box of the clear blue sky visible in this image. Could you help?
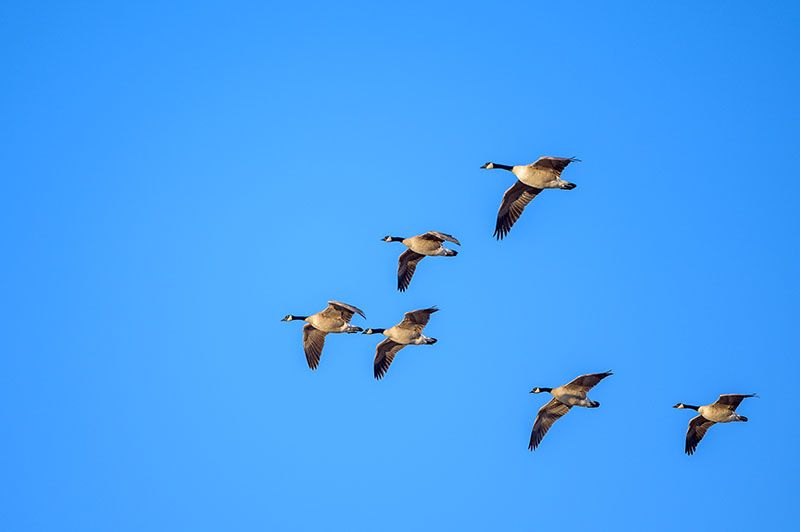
[2,1,799,530]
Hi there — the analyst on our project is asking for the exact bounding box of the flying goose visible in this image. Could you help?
[362,307,439,379]
[480,156,579,240]
[673,393,757,455]
[281,300,365,370]
[382,232,460,291]
[528,370,612,451]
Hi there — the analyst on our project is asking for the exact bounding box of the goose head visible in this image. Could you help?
[480,162,495,169]
[530,387,552,394]
[362,328,385,335]
[282,314,306,322]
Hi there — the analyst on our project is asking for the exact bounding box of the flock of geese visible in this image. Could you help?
[282,156,757,455]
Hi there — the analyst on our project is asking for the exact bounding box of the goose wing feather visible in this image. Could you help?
[400,307,438,327]
[420,231,461,245]
[529,156,580,175]
[714,393,757,410]
[302,324,327,370]
[529,398,571,451]
[397,250,425,292]
[374,339,406,380]
[323,300,366,321]
[685,415,715,455]
[494,180,542,240]
[564,371,613,393]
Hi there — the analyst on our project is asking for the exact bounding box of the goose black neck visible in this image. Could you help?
[290,315,308,320]
[684,404,700,411]
[369,328,386,333]
[494,163,514,171]
[539,387,553,393]
[388,237,404,242]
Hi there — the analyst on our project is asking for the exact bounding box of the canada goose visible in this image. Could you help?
[362,307,439,379]
[480,156,580,240]
[382,232,460,291]
[673,394,757,455]
[281,300,365,370]
[528,370,612,451]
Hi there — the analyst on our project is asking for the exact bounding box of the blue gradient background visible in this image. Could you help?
[2,1,798,530]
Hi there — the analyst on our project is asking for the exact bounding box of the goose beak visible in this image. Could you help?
[480,163,488,169]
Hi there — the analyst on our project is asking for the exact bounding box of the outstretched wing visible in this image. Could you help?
[400,307,439,327]
[529,156,580,176]
[374,339,406,380]
[685,415,715,455]
[397,250,425,292]
[714,394,757,411]
[529,398,571,451]
[302,324,327,370]
[494,180,542,240]
[420,231,461,246]
[564,371,613,393]
[322,300,366,322]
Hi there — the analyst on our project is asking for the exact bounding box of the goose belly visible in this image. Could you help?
[513,167,558,189]
[552,392,588,407]
[305,315,346,333]
[698,406,736,423]
[403,238,442,256]
[385,326,418,345]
